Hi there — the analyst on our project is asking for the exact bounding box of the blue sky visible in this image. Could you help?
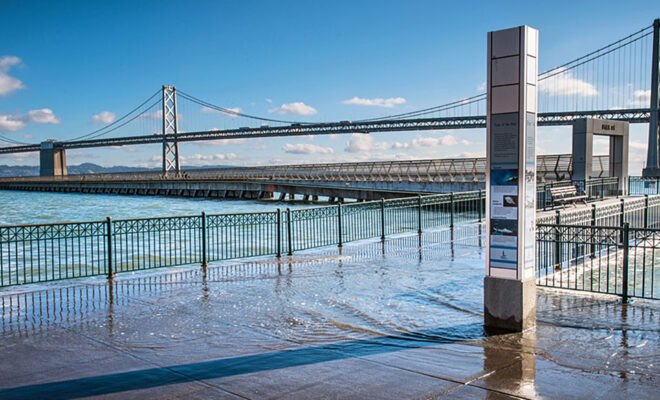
[0,1,658,172]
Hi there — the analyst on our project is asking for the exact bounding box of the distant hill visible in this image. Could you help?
[0,163,155,177]
[0,163,239,177]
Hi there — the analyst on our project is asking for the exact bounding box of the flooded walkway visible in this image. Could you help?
[0,224,657,399]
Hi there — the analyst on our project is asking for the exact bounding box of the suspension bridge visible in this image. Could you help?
[0,19,658,190]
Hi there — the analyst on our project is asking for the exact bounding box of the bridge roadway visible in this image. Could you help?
[0,154,607,201]
[0,109,650,154]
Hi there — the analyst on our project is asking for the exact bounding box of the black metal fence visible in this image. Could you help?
[629,176,660,195]
[0,191,486,287]
[536,223,659,301]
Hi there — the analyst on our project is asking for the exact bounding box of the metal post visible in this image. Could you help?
[276,209,282,257]
[554,210,561,268]
[106,217,113,279]
[601,179,604,200]
[380,198,386,241]
[449,192,454,229]
[590,204,597,257]
[478,190,483,222]
[643,19,660,177]
[286,208,293,256]
[644,195,649,229]
[622,222,630,303]
[337,203,343,247]
[201,212,207,267]
[621,198,626,227]
[417,195,422,234]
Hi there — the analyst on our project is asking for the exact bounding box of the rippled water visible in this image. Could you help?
[0,190,306,225]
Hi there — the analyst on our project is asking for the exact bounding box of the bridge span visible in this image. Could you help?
[0,154,608,201]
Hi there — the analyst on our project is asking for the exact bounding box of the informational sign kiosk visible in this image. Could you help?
[484,26,538,332]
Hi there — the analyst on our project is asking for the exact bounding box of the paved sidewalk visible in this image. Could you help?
[0,225,657,399]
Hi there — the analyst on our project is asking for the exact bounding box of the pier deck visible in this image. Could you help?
[0,225,657,399]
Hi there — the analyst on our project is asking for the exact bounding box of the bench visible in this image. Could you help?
[549,185,587,208]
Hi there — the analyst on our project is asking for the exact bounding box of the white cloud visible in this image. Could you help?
[265,98,272,103]
[0,55,25,96]
[26,108,60,124]
[282,143,334,154]
[344,134,389,153]
[389,135,468,150]
[342,96,406,108]
[627,89,650,107]
[201,106,242,117]
[92,111,116,124]
[143,110,163,120]
[0,114,26,132]
[193,138,247,147]
[477,81,486,91]
[180,153,239,165]
[23,134,33,139]
[269,102,317,115]
[539,68,598,97]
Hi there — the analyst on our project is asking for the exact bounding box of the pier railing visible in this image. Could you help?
[0,190,485,287]
[536,193,660,301]
[536,223,659,301]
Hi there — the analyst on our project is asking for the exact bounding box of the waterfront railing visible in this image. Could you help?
[536,193,660,301]
[0,191,485,287]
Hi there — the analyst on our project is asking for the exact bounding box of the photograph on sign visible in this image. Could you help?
[490,218,517,236]
[491,185,518,219]
[491,168,518,185]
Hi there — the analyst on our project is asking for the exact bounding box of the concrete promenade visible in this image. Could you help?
[0,225,657,399]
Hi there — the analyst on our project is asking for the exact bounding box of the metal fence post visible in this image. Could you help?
[622,222,630,303]
[276,209,282,257]
[478,190,483,222]
[554,210,561,268]
[644,195,649,229]
[286,208,293,256]
[601,179,604,200]
[417,195,422,234]
[450,192,455,229]
[380,198,386,241]
[201,212,207,267]
[590,204,597,257]
[337,203,343,247]
[620,198,626,227]
[106,217,113,279]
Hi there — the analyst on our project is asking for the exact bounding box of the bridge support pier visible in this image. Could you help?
[39,141,67,176]
[572,118,629,194]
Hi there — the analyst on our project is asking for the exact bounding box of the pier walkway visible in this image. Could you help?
[0,225,657,399]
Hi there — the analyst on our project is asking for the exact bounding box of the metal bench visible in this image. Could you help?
[549,185,587,208]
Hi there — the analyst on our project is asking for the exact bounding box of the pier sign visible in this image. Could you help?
[486,25,537,281]
[484,25,538,332]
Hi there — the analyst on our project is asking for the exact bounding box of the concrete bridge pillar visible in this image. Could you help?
[39,141,67,176]
[572,118,629,194]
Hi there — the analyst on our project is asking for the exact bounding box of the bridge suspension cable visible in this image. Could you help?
[63,89,162,141]
[176,90,310,125]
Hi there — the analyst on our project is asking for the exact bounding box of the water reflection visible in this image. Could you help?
[483,329,538,399]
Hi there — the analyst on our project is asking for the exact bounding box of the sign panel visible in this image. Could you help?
[487,26,538,281]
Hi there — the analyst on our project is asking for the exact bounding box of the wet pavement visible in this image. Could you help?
[0,224,658,399]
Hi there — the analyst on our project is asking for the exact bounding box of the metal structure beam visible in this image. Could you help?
[643,19,660,177]
[0,109,651,155]
[161,85,180,173]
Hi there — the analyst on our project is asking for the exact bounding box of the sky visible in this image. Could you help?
[0,0,658,173]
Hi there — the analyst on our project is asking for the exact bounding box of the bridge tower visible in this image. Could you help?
[643,19,660,177]
[162,85,180,174]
